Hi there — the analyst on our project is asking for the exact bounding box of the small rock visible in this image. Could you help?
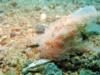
[10,1,17,7]
[40,13,47,21]
[33,24,48,33]
[22,59,50,74]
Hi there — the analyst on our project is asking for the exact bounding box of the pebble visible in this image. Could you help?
[33,24,48,33]
[40,13,47,21]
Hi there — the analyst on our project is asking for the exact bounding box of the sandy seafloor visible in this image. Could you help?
[0,0,100,75]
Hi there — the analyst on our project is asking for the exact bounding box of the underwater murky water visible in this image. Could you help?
[0,0,100,75]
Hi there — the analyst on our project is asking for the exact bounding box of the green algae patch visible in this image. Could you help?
[44,63,63,75]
